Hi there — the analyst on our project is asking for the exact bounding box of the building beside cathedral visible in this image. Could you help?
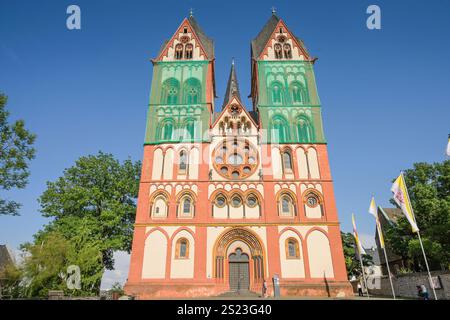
[125,12,352,298]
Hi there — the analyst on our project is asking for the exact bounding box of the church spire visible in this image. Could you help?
[222,59,241,109]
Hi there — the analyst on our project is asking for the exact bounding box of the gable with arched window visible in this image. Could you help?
[283,43,292,59]
[270,115,289,143]
[278,192,296,217]
[296,116,314,143]
[178,193,195,218]
[161,78,180,105]
[183,78,202,104]
[175,238,190,259]
[184,44,193,59]
[175,44,183,60]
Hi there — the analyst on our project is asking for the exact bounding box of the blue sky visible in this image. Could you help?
[1,0,449,285]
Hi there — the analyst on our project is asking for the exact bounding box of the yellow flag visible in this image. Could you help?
[369,197,385,248]
[352,213,366,255]
[391,173,419,233]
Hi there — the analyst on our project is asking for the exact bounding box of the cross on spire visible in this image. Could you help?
[271,6,276,15]
[189,8,194,17]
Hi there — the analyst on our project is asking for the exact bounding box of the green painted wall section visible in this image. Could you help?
[256,60,326,144]
[145,61,211,144]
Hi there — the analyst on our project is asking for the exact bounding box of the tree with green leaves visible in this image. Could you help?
[385,160,450,271]
[0,93,36,215]
[341,232,373,278]
[38,152,141,271]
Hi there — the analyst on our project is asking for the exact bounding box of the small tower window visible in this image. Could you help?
[179,151,187,172]
[274,43,283,59]
[282,151,293,173]
[185,44,193,59]
[286,238,300,259]
[283,44,292,59]
[175,44,183,60]
[175,238,189,259]
[183,198,191,215]
[183,27,188,34]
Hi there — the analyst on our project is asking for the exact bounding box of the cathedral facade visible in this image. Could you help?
[125,13,352,298]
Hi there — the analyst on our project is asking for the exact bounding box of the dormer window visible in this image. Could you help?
[185,44,193,59]
[183,27,188,34]
[279,27,283,33]
[175,44,183,60]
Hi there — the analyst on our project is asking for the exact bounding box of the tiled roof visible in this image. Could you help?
[251,14,280,59]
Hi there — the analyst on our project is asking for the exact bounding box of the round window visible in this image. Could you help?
[216,196,226,207]
[232,196,242,207]
[213,139,258,180]
[307,195,319,208]
[247,196,257,207]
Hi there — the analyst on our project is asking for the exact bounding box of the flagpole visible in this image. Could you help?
[358,249,370,298]
[401,172,438,300]
[379,230,396,299]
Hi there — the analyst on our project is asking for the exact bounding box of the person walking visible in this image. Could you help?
[262,279,268,298]
[420,284,429,300]
[357,283,363,297]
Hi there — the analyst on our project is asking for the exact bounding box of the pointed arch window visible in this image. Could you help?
[270,82,284,104]
[175,238,189,259]
[183,78,202,104]
[178,194,194,218]
[151,194,168,218]
[183,119,195,141]
[179,150,188,172]
[283,43,292,59]
[279,193,296,217]
[270,116,289,143]
[274,43,283,59]
[158,120,174,141]
[185,44,193,59]
[282,150,293,173]
[161,78,180,105]
[290,82,307,104]
[285,238,300,259]
[175,44,183,60]
[296,116,314,143]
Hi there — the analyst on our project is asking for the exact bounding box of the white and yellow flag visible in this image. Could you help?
[369,197,385,248]
[391,173,419,233]
[447,135,450,156]
[352,213,366,255]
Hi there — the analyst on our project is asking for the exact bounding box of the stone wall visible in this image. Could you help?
[367,271,450,300]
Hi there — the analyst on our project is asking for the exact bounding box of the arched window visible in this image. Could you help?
[178,194,194,218]
[175,44,183,60]
[179,150,188,172]
[161,78,180,105]
[152,194,168,218]
[282,150,293,173]
[270,116,289,143]
[183,78,202,104]
[279,194,296,217]
[158,120,174,141]
[230,195,243,208]
[183,119,195,141]
[290,82,307,104]
[274,43,283,59]
[285,238,300,259]
[215,194,227,208]
[185,44,193,59]
[175,238,189,259]
[296,116,314,143]
[270,82,284,104]
[283,43,292,59]
[246,194,258,208]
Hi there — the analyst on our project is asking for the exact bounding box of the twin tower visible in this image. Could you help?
[125,12,352,298]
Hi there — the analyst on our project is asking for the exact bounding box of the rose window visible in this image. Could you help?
[213,139,258,180]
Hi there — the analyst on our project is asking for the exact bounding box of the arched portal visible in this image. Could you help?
[213,228,265,292]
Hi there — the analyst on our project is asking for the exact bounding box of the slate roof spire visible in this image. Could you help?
[222,59,241,109]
